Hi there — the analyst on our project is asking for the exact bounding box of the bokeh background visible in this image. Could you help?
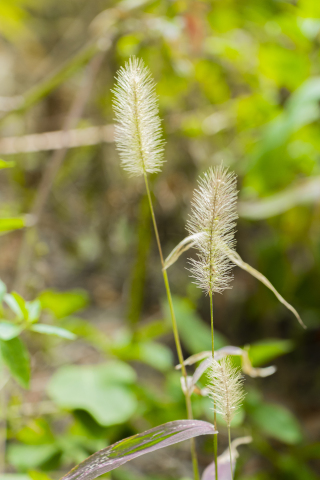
[0,0,319,479]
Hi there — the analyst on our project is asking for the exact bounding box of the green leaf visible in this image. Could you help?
[248,339,294,366]
[0,337,30,388]
[7,443,58,470]
[11,292,29,319]
[0,217,25,233]
[30,324,76,340]
[0,159,15,169]
[16,418,55,445]
[28,471,53,480]
[251,402,303,444]
[4,293,25,319]
[162,296,226,354]
[0,321,22,340]
[26,299,41,323]
[39,289,89,318]
[47,362,137,426]
[136,320,170,341]
[116,341,173,371]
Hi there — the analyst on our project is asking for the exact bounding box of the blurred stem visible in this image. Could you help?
[127,194,152,327]
[0,375,8,474]
[143,172,200,480]
[210,292,218,480]
[228,427,234,480]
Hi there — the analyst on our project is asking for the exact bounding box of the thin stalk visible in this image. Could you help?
[143,172,200,480]
[228,427,234,480]
[210,292,218,480]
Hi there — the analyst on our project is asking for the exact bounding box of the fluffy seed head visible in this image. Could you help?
[186,164,238,294]
[207,356,245,427]
[112,56,165,177]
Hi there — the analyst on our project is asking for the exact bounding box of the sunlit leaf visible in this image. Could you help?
[62,420,216,480]
[0,217,25,233]
[0,336,30,388]
[30,323,76,340]
[0,159,15,169]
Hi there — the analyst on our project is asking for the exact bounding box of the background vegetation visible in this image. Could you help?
[0,0,319,479]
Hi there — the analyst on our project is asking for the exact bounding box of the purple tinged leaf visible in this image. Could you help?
[201,436,252,480]
[61,420,216,480]
[202,457,235,480]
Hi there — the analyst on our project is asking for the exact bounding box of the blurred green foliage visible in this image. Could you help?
[0,0,319,479]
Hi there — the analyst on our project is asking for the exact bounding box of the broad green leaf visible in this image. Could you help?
[162,296,226,354]
[61,420,216,480]
[47,362,137,426]
[39,289,89,318]
[7,443,58,470]
[248,339,294,366]
[0,321,22,340]
[0,159,15,169]
[0,337,30,388]
[30,323,76,340]
[0,217,25,233]
[250,402,302,444]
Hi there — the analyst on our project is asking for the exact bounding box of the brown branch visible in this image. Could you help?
[0,125,114,154]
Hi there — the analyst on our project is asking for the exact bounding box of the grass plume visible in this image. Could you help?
[187,164,238,295]
[112,56,165,177]
[207,356,245,427]
[208,356,245,480]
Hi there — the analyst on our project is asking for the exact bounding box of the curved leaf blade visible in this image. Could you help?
[61,420,216,480]
[224,246,306,328]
